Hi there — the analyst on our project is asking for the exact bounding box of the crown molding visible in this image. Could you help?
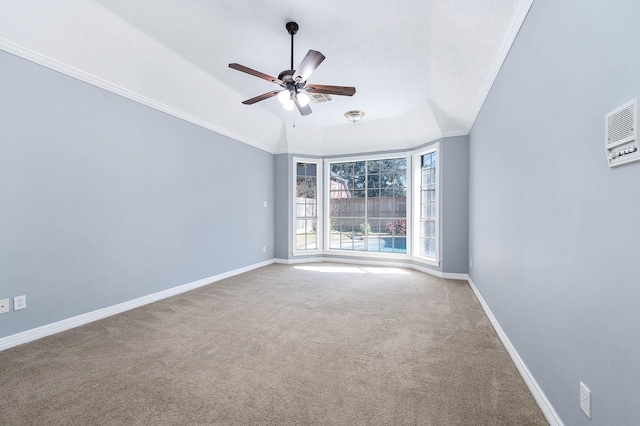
[466,0,535,134]
[0,38,277,154]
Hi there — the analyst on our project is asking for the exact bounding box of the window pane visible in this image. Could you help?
[368,160,381,173]
[328,158,407,255]
[330,164,341,175]
[368,174,380,188]
[307,163,316,176]
[393,237,407,253]
[367,199,379,217]
[422,170,430,186]
[305,202,316,217]
[354,161,365,175]
[418,150,437,259]
[354,174,366,189]
[295,162,319,252]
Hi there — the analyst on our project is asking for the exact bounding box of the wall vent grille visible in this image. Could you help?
[311,93,332,103]
[607,101,635,145]
[605,98,638,168]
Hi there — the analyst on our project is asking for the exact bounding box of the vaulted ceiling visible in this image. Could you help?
[0,0,532,155]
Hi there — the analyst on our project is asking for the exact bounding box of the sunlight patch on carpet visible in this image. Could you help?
[294,265,410,274]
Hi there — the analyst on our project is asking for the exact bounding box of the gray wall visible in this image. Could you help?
[469,0,640,424]
[274,153,292,260]
[441,135,469,274]
[0,50,274,339]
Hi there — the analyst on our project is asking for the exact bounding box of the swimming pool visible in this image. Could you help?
[332,236,407,253]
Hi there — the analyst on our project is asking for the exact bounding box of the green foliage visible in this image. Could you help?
[359,222,371,235]
[331,158,407,199]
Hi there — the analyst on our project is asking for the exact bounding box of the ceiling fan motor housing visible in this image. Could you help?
[278,69,295,83]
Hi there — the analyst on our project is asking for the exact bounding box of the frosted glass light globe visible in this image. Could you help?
[297,93,310,107]
[282,100,294,111]
[277,90,291,104]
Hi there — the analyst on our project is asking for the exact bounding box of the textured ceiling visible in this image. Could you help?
[0,0,532,155]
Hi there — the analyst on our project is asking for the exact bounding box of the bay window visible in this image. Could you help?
[291,144,438,263]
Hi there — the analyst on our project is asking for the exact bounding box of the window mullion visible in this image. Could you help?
[364,162,368,251]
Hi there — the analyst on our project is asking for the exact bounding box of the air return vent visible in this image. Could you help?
[310,93,332,103]
[606,98,638,168]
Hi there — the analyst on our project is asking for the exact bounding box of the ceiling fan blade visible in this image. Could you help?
[229,63,283,85]
[292,50,325,83]
[294,95,313,116]
[242,90,283,105]
[305,84,356,96]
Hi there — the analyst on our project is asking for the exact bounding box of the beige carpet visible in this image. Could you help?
[0,263,547,425]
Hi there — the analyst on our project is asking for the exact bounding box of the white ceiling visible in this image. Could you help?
[0,0,532,155]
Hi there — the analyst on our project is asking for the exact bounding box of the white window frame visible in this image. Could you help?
[411,143,440,266]
[323,152,412,260]
[292,157,323,256]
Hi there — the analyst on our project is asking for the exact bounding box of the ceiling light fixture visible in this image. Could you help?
[297,92,310,107]
[278,90,310,111]
[229,22,356,116]
[277,90,291,104]
[282,99,294,111]
[344,110,365,123]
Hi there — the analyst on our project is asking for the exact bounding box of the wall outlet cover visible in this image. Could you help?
[14,295,26,311]
[0,298,9,314]
[580,381,591,419]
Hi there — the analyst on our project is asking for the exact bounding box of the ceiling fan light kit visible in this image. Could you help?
[344,110,365,123]
[229,22,356,116]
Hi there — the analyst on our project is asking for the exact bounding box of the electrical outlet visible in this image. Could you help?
[263,246,266,253]
[469,259,473,268]
[474,267,478,277]
[580,381,591,419]
[0,298,9,314]
[14,295,26,311]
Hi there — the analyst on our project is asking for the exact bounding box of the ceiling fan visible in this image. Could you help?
[229,21,356,116]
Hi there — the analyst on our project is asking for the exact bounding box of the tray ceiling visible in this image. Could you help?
[0,0,533,155]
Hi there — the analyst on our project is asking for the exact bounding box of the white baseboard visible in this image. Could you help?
[274,257,324,265]
[441,272,469,280]
[467,277,564,426]
[0,259,274,352]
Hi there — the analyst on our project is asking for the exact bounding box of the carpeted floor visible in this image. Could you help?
[0,263,547,425]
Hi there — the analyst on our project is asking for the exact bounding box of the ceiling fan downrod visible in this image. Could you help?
[286,22,298,71]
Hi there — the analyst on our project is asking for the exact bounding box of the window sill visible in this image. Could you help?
[292,250,323,257]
